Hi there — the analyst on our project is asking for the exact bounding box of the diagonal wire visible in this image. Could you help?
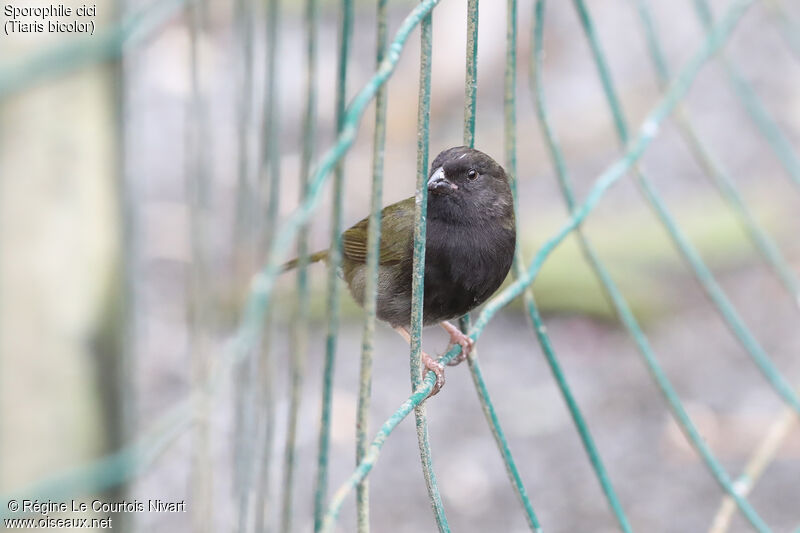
[533,1,770,530]
[708,402,797,533]
[571,0,800,418]
[355,0,389,531]
[632,0,800,309]
[410,5,450,531]
[313,0,353,530]
[320,3,756,529]
[690,0,800,189]
[515,2,634,530]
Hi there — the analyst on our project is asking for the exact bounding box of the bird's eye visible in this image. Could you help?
[467,169,478,180]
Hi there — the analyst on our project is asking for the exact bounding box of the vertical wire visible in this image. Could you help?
[281,0,318,529]
[410,5,450,531]
[690,0,800,189]
[457,0,478,353]
[458,0,543,528]
[253,0,282,530]
[571,0,800,416]
[233,0,257,527]
[532,1,770,531]
[186,0,213,531]
[110,1,136,529]
[462,0,478,148]
[457,1,543,529]
[355,0,389,531]
[313,0,353,530]
[233,0,256,257]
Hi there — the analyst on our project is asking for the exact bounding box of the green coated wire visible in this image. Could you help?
[410,6,450,531]
[533,2,770,530]
[517,4,631,531]
[571,0,800,418]
[186,1,213,531]
[234,0,257,528]
[632,0,800,305]
[320,3,755,528]
[690,0,800,189]
[462,0,479,148]
[0,390,196,516]
[233,0,256,258]
[280,0,317,530]
[280,0,319,533]
[281,0,318,529]
[0,0,761,526]
[253,0,282,530]
[355,0,389,531]
[456,1,542,529]
[465,356,543,532]
[493,1,547,530]
[313,0,353,531]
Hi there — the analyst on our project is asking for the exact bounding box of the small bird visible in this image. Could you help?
[282,146,516,397]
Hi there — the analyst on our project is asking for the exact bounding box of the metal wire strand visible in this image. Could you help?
[410,5,450,531]
[533,1,770,531]
[312,0,353,531]
[517,3,634,531]
[632,0,800,308]
[280,0,318,530]
[319,4,756,529]
[0,0,443,516]
[355,0,389,531]
[458,1,542,529]
[571,0,800,418]
[0,3,774,532]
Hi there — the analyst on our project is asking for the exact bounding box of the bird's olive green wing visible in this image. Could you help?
[342,197,414,265]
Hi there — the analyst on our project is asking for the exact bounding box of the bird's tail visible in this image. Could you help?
[281,250,328,272]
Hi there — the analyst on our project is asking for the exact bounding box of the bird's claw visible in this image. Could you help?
[441,321,474,366]
[422,352,445,398]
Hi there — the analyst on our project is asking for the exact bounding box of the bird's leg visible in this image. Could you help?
[439,320,474,366]
[394,326,445,398]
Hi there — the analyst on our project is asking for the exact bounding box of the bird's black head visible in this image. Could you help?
[426,146,514,226]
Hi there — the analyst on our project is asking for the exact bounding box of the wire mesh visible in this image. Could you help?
[2,0,798,531]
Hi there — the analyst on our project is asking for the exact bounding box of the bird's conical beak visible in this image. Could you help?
[427,167,457,194]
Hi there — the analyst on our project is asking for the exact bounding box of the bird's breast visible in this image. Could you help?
[422,218,515,324]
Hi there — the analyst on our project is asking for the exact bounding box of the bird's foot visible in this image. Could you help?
[440,321,474,366]
[394,326,446,398]
[421,351,445,398]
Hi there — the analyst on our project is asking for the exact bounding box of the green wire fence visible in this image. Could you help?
[2,0,799,531]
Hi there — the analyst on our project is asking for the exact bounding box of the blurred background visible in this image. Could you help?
[1,0,799,531]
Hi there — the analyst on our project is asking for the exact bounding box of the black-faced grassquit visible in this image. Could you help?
[283,146,516,397]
